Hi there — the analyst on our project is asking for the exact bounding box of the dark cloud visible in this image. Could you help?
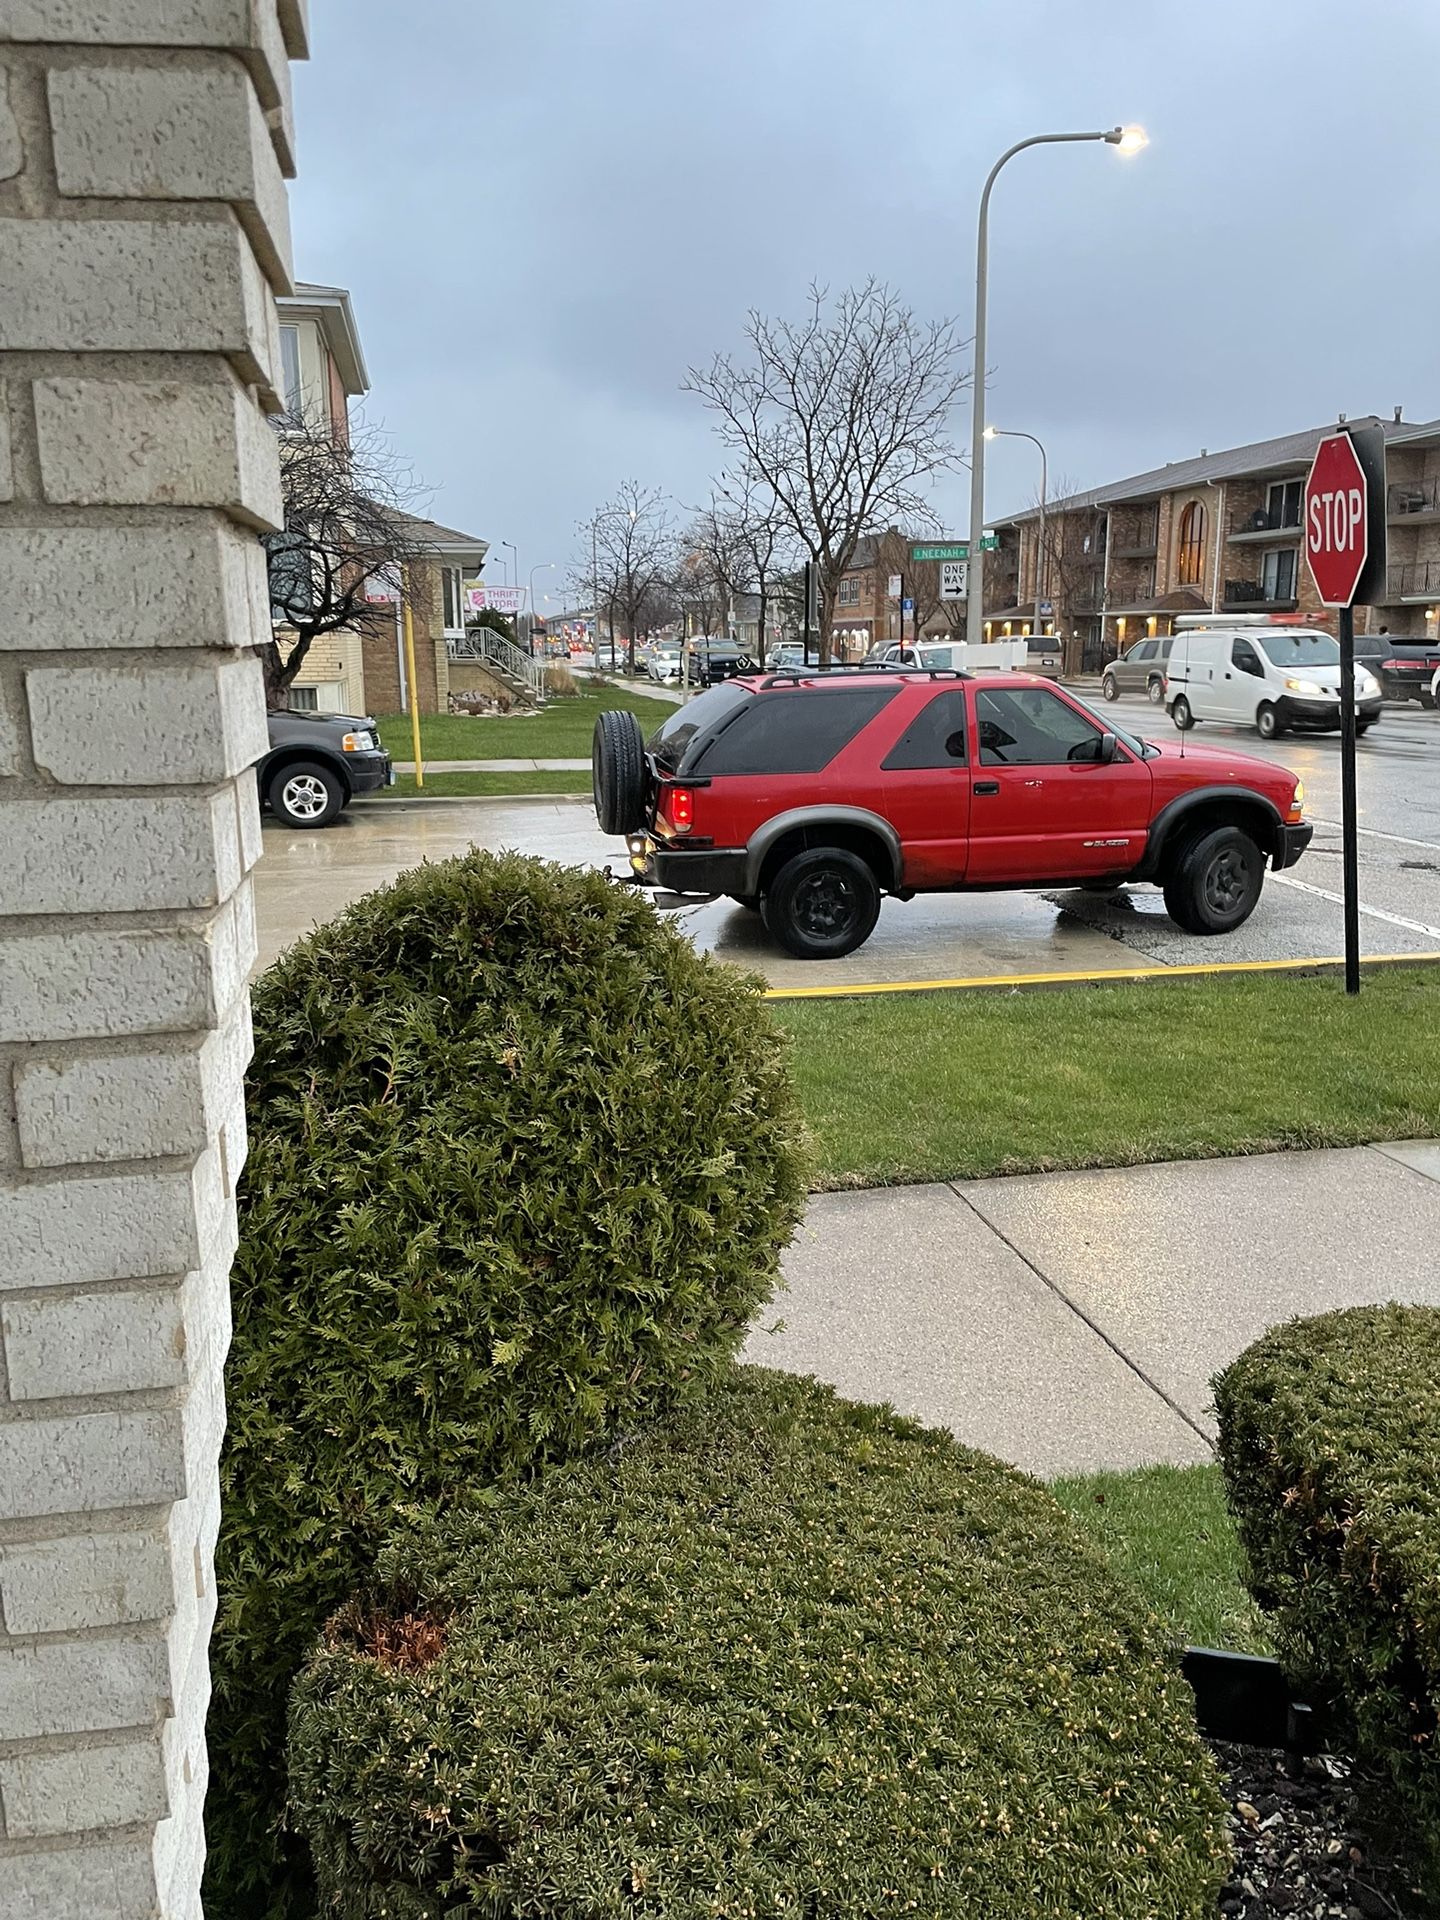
[290,0,1439,586]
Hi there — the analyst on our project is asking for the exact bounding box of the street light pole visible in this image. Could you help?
[986,426,1048,652]
[966,125,1146,652]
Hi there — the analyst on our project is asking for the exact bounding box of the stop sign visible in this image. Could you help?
[1305,432,1369,607]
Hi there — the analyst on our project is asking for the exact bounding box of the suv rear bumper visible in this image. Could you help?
[647,845,748,895]
[1275,822,1313,871]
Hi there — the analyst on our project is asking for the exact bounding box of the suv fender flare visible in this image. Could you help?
[257,746,353,799]
[745,806,902,894]
[1138,786,1284,878]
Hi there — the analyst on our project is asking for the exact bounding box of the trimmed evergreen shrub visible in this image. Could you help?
[206,852,808,1918]
[289,1368,1229,1919]
[1215,1304,1440,1901]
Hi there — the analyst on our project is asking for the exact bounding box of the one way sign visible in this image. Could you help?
[940,559,968,601]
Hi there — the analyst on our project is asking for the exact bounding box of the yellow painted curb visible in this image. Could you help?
[764,951,1440,1002]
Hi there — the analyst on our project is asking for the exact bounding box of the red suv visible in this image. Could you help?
[592,670,1311,960]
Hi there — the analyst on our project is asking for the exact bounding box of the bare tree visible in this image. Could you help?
[685,280,969,663]
[261,413,428,710]
[589,481,675,672]
[712,469,796,665]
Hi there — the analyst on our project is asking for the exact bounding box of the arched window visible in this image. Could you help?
[1176,501,1206,586]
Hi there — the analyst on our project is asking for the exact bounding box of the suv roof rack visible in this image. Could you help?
[756,666,972,690]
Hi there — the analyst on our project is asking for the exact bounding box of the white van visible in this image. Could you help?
[1164,617,1383,740]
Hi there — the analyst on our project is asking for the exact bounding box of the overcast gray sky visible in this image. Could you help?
[291,0,1438,601]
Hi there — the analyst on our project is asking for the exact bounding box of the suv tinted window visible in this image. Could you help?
[1130,640,1155,663]
[976,686,1104,766]
[695,686,897,775]
[649,683,750,772]
[882,689,969,769]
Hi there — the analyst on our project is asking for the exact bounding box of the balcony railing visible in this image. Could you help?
[1224,579,1296,610]
[1228,503,1303,540]
[1388,482,1440,519]
[1110,511,1158,557]
[1387,560,1440,600]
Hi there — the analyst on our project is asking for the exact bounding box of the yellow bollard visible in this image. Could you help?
[402,586,424,788]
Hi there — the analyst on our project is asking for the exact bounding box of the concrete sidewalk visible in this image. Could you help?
[743,1142,1440,1478]
[393,757,588,773]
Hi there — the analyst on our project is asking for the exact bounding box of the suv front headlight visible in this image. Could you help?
[1284,677,1324,696]
[341,729,377,752]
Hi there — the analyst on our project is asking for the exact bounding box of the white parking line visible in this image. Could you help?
[1307,817,1440,853]
[1269,871,1440,939]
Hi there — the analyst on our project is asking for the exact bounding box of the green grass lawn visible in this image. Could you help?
[772,967,1440,1188]
[376,686,673,763]
[377,770,593,799]
[1053,1463,1270,1655]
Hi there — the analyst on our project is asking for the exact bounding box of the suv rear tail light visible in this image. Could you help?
[667,786,695,833]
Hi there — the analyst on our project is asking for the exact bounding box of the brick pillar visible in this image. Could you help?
[0,5,304,1913]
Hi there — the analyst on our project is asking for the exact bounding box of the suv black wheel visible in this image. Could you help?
[1163,825,1264,935]
[1101,672,1119,702]
[268,760,344,828]
[1147,676,1165,705]
[762,848,881,960]
[592,709,648,834]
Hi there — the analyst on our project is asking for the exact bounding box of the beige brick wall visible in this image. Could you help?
[283,627,366,713]
[0,6,298,1912]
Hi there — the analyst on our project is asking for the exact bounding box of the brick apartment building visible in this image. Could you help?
[986,412,1440,673]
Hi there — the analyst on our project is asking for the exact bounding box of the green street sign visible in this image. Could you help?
[911,534,999,563]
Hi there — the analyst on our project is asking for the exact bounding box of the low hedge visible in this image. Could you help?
[207,852,809,1918]
[1215,1305,1440,1898]
[289,1368,1229,1919]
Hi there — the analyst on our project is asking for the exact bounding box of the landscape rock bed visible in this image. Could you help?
[1212,1740,1422,1919]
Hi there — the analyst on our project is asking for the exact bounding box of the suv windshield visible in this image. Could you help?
[648,683,750,772]
[1256,631,1339,667]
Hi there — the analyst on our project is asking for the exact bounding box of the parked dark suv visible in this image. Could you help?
[592,669,1310,959]
[256,710,393,827]
[1101,636,1174,705]
[1353,633,1440,704]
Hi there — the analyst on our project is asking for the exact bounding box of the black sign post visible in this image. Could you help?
[1304,424,1387,997]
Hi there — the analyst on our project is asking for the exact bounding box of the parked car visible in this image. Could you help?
[256,709,393,827]
[1102,636,1174,705]
[1354,632,1440,703]
[1164,622,1382,739]
[877,642,964,671]
[590,669,1310,959]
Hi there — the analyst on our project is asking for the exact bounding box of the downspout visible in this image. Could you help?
[1100,507,1113,657]
[1206,479,1225,614]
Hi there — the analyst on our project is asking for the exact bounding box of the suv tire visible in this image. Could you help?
[269,760,344,828]
[592,709,648,835]
[1101,672,1119,702]
[1163,825,1264,935]
[762,848,881,960]
[1147,676,1165,705]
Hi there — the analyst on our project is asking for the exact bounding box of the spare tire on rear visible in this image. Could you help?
[592,708,648,835]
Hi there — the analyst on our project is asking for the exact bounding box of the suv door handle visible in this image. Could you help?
[973,779,1000,796]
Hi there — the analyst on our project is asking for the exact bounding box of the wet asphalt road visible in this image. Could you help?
[251,692,1440,986]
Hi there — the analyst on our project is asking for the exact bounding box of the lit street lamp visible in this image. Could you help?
[966,125,1146,651]
[985,425,1048,654]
